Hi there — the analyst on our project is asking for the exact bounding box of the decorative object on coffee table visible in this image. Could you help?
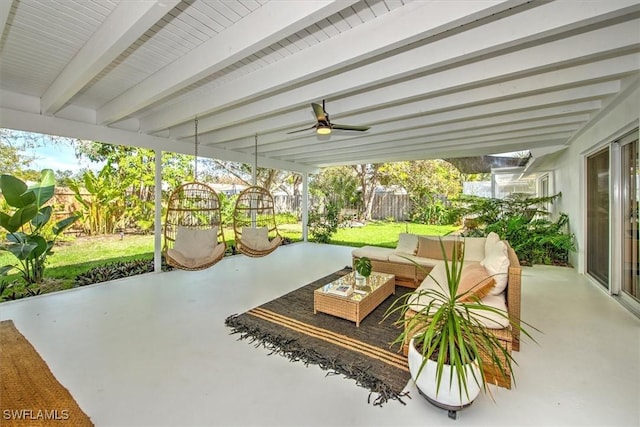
[354,256,372,286]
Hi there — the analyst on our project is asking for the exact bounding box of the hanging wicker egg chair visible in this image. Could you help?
[232,186,282,257]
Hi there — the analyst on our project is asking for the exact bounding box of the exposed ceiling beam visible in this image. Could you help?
[312,139,568,167]
[0,107,318,174]
[211,52,635,149]
[165,1,639,140]
[284,127,580,163]
[40,0,180,116]
[262,115,591,158]
[97,0,359,126]
[0,0,13,45]
[142,0,526,134]
[307,133,571,163]
[220,81,618,153]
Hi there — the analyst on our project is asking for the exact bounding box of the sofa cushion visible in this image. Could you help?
[481,238,510,295]
[352,246,394,261]
[388,253,440,268]
[396,233,418,254]
[409,265,509,329]
[457,263,495,301]
[468,294,510,329]
[461,237,485,262]
[416,237,461,260]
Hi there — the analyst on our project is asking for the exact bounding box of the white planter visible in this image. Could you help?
[408,338,482,408]
[355,272,366,287]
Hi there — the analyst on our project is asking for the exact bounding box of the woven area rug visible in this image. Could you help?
[0,320,93,427]
[225,267,413,406]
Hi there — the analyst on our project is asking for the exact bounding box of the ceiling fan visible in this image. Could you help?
[287,100,370,135]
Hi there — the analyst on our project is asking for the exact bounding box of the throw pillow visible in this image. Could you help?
[457,263,495,301]
[480,239,510,295]
[416,237,460,260]
[484,231,500,255]
[242,227,270,250]
[396,233,418,254]
[174,226,218,259]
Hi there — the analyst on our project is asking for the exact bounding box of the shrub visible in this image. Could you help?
[458,193,575,265]
[308,201,339,243]
[410,197,463,225]
[74,258,172,287]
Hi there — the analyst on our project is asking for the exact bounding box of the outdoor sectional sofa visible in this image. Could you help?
[351,232,521,388]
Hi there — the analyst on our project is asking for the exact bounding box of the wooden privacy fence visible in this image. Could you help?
[371,193,411,221]
[273,193,412,221]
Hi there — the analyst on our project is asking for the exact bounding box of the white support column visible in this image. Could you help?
[302,172,309,242]
[252,133,258,186]
[154,149,163,272]
[252,163,257,186]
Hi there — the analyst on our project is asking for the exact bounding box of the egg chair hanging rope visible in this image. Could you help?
[162,117,226,270]
[231,135,282,257]
[194,117,199,181]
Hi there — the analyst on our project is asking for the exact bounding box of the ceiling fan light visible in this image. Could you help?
[317,125,331,135]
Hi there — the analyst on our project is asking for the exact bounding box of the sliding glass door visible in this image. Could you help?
[622,138,639,302]
[587,148,610,288]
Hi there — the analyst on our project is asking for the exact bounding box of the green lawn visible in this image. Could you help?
[328,221,459,248]
[0,221,457,299]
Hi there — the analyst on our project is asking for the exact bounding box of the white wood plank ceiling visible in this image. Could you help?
[0,0,638,174]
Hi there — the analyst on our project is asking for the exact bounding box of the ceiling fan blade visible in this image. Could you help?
[331,123,370,132]
[286,125,317,134]
[311,103,327,122]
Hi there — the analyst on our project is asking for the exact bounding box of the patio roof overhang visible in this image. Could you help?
[0,0,638,174]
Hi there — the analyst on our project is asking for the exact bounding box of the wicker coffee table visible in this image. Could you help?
[314,271,395,327]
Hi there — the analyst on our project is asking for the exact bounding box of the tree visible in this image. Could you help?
[1,128,79,181]
[379,160,462,224]
[0,129,37,180]
[211,160,292,192]
[352,164,381,220]
[310,164,381,220]
[310,166,359,209]
[73,141,195,232]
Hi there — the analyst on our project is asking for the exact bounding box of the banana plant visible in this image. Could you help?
[0,169,78,284]
[68,163,125,235]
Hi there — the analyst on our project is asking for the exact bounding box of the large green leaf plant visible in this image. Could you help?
[0,169,78,284]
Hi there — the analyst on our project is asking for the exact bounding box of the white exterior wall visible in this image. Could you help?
[551,82,640,274]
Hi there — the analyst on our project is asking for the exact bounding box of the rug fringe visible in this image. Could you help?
[225,314,410,407]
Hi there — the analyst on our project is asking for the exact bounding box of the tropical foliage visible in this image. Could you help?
[68,163,125,235]
[0,169,78,284]
[457,193,575,265]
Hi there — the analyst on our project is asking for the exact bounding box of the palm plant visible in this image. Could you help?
[384,238,535,414]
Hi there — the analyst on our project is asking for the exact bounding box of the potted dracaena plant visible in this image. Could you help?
[383,237,534,419]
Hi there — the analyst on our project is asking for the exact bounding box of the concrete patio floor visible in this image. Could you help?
[0,242,638,427]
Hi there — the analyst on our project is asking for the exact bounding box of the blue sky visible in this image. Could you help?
[27,144,81,171]
[18,133,101,173]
